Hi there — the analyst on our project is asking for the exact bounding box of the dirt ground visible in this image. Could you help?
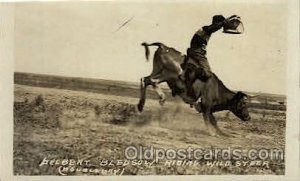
[14,84,285,175]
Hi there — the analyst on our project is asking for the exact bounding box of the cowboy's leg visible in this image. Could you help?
[187,48,212,82]
[184,64,198,99]
[194,56,213,82]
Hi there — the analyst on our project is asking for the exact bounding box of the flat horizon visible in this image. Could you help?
[14,71,286,97]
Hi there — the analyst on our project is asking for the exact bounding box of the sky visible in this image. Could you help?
[14,1,288,94]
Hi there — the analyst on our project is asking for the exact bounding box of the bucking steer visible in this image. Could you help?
[137,42,252,136]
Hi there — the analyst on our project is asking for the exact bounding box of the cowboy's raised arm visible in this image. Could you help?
[202,15,226,35]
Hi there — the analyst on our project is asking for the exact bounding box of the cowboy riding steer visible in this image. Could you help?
[137,15,250,136]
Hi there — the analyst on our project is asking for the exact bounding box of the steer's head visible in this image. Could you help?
[230,91,251,121]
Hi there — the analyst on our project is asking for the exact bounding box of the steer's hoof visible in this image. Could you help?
[215,130,230,137]
[159,99,166,106]
[208,131,217,137]
[137,104,143,112]
[207,128,228,137]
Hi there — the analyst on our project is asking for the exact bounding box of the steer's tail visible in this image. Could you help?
[141,42,165,61]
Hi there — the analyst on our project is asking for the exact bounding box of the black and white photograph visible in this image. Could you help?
[0,0,299,180]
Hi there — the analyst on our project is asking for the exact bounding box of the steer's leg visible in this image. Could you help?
[208,113,228,137]
[201,104,226,137]
[203,111,217,136]
[151,79,166,106]
[137,76,152,112]
[201,104,217,136]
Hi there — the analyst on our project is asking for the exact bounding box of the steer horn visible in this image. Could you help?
[247,94,259,99]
